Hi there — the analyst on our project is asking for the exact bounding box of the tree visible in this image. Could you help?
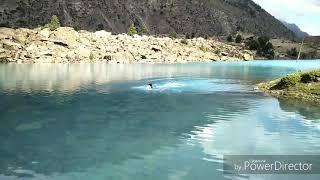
[235,34,242,43]
[169,32,177,39]
[287,48,298,57]
[227,35,233,42]
[257,36,270,46]
[246,36,275,59]
[246,39,259,50]
[257,37,274,59]
[140,26,148,35]
[128,24,137,36]
[44,15,60,31]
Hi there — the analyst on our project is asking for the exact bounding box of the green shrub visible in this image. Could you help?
[169,32,177,39]
[139,26,148,35]
[277,74,301,89]
[235,34,242,43]
[301,70,320,83]
[128,24,137,36]
[227,35,233,42]
[44,15,60,31]
[180,39,188,45]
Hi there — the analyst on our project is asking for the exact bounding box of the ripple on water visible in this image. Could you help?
[131,78,251,93]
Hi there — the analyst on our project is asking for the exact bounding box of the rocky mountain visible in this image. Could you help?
[0,0,295,39]
[281,21,309,39]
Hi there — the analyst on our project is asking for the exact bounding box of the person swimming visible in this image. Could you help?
[146,84,153,90]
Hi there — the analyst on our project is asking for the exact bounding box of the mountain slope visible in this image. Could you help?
[0,0,295,38]
[281,21,309,39]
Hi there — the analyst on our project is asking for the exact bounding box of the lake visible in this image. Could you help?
[0,60,320,180]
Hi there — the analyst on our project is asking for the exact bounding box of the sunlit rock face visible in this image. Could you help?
[0,0,294,38]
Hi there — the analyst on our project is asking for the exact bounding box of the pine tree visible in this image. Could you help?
[128,24,138,36]
[44,15,60,31]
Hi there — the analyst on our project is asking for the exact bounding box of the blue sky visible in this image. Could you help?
[253,0,320,36]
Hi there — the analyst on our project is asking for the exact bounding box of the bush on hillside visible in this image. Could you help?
[246,36,275,59]
[128,24,137,36]
[44,15,60,31]
[169,32,177,39]
[227,35,233,42]
[246,39,259,50]
[139,26,148,35]
[235,34,242,43]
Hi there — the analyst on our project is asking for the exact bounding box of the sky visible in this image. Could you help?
[253,0,320,36]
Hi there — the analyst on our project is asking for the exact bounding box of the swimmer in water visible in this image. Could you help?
[146,84,153,90]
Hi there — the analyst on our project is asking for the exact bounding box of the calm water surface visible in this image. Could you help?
[0,60,320,180]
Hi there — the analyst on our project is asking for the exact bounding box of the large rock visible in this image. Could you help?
[39,28,51,39]
[95,30,112,38]
[1,39,22,50]
[0,27,15,39]
[51,27,80,48]
[242,51,254,61]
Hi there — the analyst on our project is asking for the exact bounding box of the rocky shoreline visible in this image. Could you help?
[0,27,254,63]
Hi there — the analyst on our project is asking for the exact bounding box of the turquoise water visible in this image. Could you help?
[0,60,320,180]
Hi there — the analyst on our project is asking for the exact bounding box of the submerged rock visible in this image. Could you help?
[15,122,42,131]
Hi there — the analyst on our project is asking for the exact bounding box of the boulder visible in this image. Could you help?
[242,51,254,61]
[95,30,112,38]
[52,27,80,48]
[39,28,51,39]
[14,33,28,44]
[110,51,135,63]
[71,45,92,60]
[15,122,42,131]
[1,39,22,50]
[0,27,15,38]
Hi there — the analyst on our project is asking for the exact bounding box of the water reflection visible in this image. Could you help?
[1,61,320,180]
[1,60,320,92]
[278,98,320,121]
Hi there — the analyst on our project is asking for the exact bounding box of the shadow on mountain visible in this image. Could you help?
[0,0,295,38]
